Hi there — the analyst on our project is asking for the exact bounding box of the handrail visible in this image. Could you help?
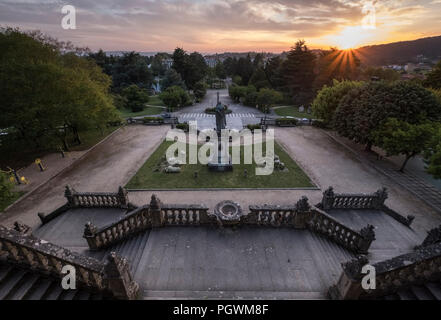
[0,225,139,299]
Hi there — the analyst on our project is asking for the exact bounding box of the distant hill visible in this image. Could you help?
[356,36,441,66]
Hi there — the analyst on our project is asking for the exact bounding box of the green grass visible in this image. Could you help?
[126,140,314,189]
[0,191,25,212]
[148,95,166,106]
[118,95,166,118]
[0,126,120,169]
[119,106,165,118]
[274,106,314,119]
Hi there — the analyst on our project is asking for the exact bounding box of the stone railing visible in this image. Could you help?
[0,225,139,300]
[247,197,311,228]
[65,185,130,209]
[83,195,375,254]
[321,187,388,210]
[39,186,133,224]
[329,241,441,300]
[307,207,376,254]
[320,187,414,227]
[84,195,212,250]
[161,204,212,226]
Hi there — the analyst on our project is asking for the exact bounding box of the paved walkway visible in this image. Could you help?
[0,125,169,228]
[130,126,441,237]
[324,131,441,215]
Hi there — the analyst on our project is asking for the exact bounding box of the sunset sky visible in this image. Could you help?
[0,0,440,53]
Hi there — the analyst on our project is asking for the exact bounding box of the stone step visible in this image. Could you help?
[425,282,441,300]
[5,272,40,300]
[0,264,13,283]
[73,290,91,300]
[42,282,64,300]
[0,269,27,300]
[142,289,326,300]
[410,285,436,300]
[23,278,54,300]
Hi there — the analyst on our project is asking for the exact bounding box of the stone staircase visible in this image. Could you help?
[377,282,441,300]
[0,262,108,300]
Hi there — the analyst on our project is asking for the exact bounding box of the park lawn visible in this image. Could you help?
[148,95,166,106]
[0,126,120,169]
[126,140,314,189]
[0,191,25,212]
[274,106,314,119]
[119,106,165,118]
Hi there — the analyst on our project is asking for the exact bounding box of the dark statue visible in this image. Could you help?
[215,92,226,135]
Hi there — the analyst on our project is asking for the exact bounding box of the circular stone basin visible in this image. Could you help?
[214,200,243,222]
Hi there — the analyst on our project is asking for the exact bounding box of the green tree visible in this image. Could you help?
[0,171,14,203]
[242,85,258,107]
[373,118,435,172]
[311,80,363,126]
[121,85,150,112]
[361,67,401,82]
[160,86,191,111]
[111,51,153,91]
[0,28,120,151]
[281,40,316,104]
[161,68,185,90]
[193,81,207,102]
[228,85,246,102]
[256,88,283,113]
[424,124,441,179]
[249,67,270,90]
[424,61,441,89]
[334,81,441,150]
[215,62,227,79]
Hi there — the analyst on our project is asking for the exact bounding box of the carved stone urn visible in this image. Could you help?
[213,200,244,226]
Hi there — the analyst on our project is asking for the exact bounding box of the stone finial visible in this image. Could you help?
[342,255,369,280]
[324,186,335,198]
[84,222,98,237]
[104,252,139,300]
[13,221,32,235]
[117,186,129,206]
[374,187,388,207]
[64,185,72,197]
[296,196,310,213]
[150,194,162,210]
[360,224,376,241]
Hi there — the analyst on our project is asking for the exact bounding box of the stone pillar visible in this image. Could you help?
[373,187,388,209]
[357,225,376,254]
[64,185,75,207]
[117,186,129,207]
[322,187,335,211]
[328,256,369,300]
[149,194,164,227]
[83,222,99,250]
[104,252,139,300]
[294,196,310,229]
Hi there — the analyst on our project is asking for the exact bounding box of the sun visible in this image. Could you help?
[329,26,375,50]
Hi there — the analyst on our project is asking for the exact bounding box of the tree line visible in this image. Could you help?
[0,28,120,153]
[311,66,441,177]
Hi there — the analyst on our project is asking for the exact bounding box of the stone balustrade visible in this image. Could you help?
[307,207,375,254]
[65,185,129,209]
[161,205,212,226]
[84,195,211,250]
[83,195,375,255]
[329,241,441,300]
[84,206,152,250]
[247,197,311,228]
[321,187,388,210]
[0,225,139,300]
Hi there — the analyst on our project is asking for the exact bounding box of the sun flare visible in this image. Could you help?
[329,26,376,50]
